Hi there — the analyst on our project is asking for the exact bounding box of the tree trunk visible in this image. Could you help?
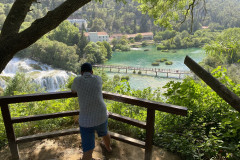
[0,50,15,73]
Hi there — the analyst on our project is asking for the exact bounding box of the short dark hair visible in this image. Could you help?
[81,63,92,72]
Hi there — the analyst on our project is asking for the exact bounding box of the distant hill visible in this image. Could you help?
[1,0,240,33]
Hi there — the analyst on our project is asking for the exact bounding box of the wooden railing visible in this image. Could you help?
[0,91,188,160]
[185,56,240,112]
[93,64,191,78]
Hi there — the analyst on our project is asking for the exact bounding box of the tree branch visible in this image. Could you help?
[180,0,196,32]
[0,0,33,38]
[2,0,91,53]
[184,56,240,112]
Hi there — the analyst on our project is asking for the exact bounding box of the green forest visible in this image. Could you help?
[0,0,240,159]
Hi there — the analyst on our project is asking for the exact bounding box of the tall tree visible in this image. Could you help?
[77,29,89,61]
[48,20,80,45]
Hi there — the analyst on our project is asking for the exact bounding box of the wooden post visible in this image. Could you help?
[145,108,155,160]
[184,56,240,112]
[167,72,168,78]
[126,68,127,73]
[1,104,19,160]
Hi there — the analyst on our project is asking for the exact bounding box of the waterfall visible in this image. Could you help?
[33,70,71,92]
[0,57,76,92]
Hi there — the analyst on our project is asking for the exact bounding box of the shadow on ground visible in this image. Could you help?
[0,134,181,160]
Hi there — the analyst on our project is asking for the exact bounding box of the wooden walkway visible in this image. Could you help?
[93,64,192,79]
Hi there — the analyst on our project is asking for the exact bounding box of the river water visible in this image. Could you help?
[0,46,205,92]
[104,46,205,90]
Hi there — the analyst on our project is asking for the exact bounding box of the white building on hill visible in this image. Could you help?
[84,32,109,42]
[68,19,88,29]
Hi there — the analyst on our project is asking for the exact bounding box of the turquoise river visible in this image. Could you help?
[104,46,206,90]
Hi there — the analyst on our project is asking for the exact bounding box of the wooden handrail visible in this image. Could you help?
[184,56,240,112]
[0,91,187,116]
[0,91,188,160]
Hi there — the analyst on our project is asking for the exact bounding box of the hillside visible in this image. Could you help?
[1,0,240,33]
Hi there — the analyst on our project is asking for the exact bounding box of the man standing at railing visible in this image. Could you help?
[71,62,112,160]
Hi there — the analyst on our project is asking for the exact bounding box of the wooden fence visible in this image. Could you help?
[93,64,191,78]
[0,91,187,160]
[184,56,240,112]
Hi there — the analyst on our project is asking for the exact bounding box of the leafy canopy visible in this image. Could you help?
[136,0,203,29]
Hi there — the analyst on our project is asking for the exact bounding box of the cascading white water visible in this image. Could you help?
[33,70,71,92]
[0,57,76,92]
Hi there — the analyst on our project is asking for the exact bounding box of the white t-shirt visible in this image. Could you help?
[71,72,108,127]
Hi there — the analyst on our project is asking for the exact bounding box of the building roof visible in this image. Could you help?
[202,26,209,29]
[110,32,153,39]
[97,32,108,36]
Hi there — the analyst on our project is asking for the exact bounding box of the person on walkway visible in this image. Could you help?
[71,63,112,160]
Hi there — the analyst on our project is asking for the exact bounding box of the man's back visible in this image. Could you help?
[71,72,107,128]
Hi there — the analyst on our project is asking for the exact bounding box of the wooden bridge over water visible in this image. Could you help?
[93,64,192,79]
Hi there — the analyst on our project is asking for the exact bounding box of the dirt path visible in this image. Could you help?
[0,134,181,160]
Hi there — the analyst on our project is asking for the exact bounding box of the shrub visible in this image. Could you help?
[157,44,166,50]
[113,75,121,81]
[133,70,136,74]
[160,58,168,62]
[165,61,173,65]
[152,62,160,66]
[134,33,143,42]
[142,41,147,47]
[121,76,130,81]
[129,39,135,43]
[138,71,142,74]
[162,49,169,52]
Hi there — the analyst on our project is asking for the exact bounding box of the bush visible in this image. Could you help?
[165,61,173,65]
[134,33,143,42]
[133,70,136,74]
[157,44,166,50]
[160,58,168,62]
[120,45,131,51]
[130,39,135,43]
[152,62,160,66]
[138,71,142,74]
[142,41,147,47]
[162,49,169,52]
[121,76,130,81]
